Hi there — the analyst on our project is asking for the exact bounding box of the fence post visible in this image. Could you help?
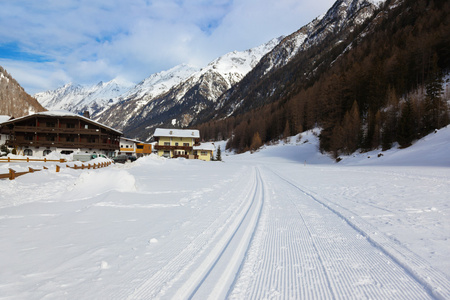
[56,165,60,172]
[9,168,15,180]
[27,157,29,162]
[8,157,10,162]
[29,167,34,173]
[60,159,65,163]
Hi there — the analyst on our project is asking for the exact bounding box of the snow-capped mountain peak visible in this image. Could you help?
[121,64,200,101]
[34,78,135,116]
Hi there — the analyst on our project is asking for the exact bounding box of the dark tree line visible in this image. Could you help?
[197,0,450,156]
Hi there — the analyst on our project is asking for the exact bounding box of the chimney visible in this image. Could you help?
[83,111,90,119]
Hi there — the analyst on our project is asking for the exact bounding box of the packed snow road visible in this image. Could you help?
[0,147,449,299]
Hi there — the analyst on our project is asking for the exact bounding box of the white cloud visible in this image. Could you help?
[0,0,336,94]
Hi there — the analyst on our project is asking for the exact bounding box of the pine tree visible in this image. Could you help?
[215,145,222,161]
[250,132,263,152]
[423,54,446,133]
[398,99,417,148]
[341,101,361,154]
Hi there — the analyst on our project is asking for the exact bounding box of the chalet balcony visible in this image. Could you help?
[154,144,193,151]
[5,140,119,150]
[172,154,199,159]
[11,126,106,135]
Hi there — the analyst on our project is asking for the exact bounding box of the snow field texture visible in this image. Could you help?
[1,127,450,299]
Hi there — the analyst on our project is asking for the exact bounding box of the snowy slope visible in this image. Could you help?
[0,126,449,299]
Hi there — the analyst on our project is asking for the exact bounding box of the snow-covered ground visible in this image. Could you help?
[1,127,449,299]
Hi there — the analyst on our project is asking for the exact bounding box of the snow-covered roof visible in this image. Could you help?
[0,110,122,135]
[0,115,12,124]
[194,144,215,151]
[154,128,200,138]
[121,137,141,143]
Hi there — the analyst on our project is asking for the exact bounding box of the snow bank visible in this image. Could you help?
[340,125,450,167]
[65,169,136,200]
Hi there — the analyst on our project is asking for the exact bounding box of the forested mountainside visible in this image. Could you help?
[201,0,383,122]
[197,0,450,156]
[0,66,46,118]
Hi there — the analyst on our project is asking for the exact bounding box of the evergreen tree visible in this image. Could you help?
[423,54,446,133]
[398,99,417,148]
[215,145,222,161]
[250,132,263,152]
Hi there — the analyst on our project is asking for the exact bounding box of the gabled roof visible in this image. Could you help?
[193,144,215,151]
[0,110,122,135]
[121,137,141,143]
[154,128,200,138]
[0,115,12,124]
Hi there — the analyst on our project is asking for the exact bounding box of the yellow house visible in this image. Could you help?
[153,128,200,159]
[194,144,215,161]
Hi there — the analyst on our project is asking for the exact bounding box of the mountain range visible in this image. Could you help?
[34,0,387,141]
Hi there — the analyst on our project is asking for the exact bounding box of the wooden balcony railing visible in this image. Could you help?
[154,145,193,151]
[5,140,119,150]
[11,126,108,134]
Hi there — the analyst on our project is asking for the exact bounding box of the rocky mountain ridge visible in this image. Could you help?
[210,0,385,120]
[0,66,46,118]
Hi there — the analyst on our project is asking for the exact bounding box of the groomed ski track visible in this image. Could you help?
[125,164,449,299]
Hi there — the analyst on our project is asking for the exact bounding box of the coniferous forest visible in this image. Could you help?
[197,0,450,157]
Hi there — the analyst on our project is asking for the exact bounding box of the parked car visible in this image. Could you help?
[113,154,128,164]
[73,153,95,162]
[73,153,110,162]
[91,154,109,159]
[127,155,137,162]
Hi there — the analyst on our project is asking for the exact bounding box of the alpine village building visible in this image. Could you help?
[0,111,121,157]
[153,128,214,161]
[0,111,213,161]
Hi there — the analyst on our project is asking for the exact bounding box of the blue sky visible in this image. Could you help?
[0,0,335,95]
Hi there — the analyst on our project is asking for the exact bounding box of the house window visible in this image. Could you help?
[137,145,143,149]
[43,149,52,156]
[126,145,129,148]
[163,151,170,158]
[183,143,189,147]
[164,142,170,146]
[24,149,33,156]
[175,142,179,146]
[66,123,75,128]
[85,125,89,129]
[201,151,208,156]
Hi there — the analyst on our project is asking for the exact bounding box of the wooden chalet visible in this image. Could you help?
[0,111,122,157]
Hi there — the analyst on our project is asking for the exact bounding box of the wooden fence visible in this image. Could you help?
[0,157,66,163]
[0,162,112,180]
